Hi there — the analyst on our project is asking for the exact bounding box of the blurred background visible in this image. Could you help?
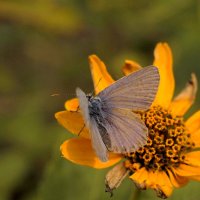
[0,0,200,200]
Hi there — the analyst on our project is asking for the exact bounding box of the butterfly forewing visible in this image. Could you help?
[98,66,159,111]
[76,88,90,128]
[76,88,108,162]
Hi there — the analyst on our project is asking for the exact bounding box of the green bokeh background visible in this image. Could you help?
[0,0,200,200]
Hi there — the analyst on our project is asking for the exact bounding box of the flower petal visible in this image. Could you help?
[65,98,79,111]
[188,175,200,181]
[170,74,198,116]
[166,168,188,188]
[173,164,200,177]
[174,151,200,181]
[129,167,148,189]
[186,110,200,134]
[185,111,200,147]
[55,111,90,139]
[190,130,200,147]
[153,43,174,108]
[89,55,115,94]
[122,60,142,75]
[61,138,122,169]
[130,168,173,198]
[105,162,129,193]
[184,151,200,167]
[152,171,173,198]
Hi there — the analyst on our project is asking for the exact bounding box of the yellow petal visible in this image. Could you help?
[60,138,122,169]
[184,151,200,167]
[173,164,200,177]
[122,60,142,75]
[65,98,79,111]
[166,168,188,188]
[153,43,175,108]
[186,111,200,147]
[129,167,148,187]
[170,74,198,116]
[190,130,200,147]
[55,111,90,139]
[187,175,200,181]
[186,110,200,134]
[152,171,173,198]
[175,152,200,181]
[88,55,115,94]
[130,168,173,198]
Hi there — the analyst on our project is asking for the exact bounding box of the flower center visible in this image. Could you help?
[125,106,194,172]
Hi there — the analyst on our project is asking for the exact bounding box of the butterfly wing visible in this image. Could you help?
[76,66,159,159]
[96,66,159,153]
[76,88,108,162]
[98,66,160,111]
[88,117,109,162]
[101,108,148,153]
[76,88,90,128]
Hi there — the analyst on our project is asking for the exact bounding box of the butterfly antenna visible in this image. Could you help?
[50,91,76,98]
[91,77,102,96]
[78,124,85,136]
[50,93,60,96]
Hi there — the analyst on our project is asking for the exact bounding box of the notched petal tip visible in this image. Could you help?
[170,73,198,116]
[122,60,142,75]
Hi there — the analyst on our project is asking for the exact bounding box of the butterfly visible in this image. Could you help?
[76,66,160,162]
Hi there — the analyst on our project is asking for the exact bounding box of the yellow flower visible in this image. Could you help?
[55,42,200,198]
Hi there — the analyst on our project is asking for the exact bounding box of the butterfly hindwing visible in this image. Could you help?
[101,108,148,153]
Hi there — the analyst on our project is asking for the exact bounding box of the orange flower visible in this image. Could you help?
[55,43,200,198]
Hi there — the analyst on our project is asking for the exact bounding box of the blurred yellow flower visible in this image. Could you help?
[55,43,200,198]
